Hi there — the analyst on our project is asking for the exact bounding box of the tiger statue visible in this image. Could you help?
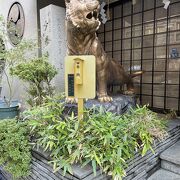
[65,0,142,102]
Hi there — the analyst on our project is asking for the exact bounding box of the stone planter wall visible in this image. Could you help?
[1,120,180,180]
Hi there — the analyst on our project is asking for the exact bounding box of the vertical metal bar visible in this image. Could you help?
[178,64,180,113]
[140,0,144,105]
[112,7,114,58]
[151,0,156,108]
[104,23,106,50]
[130,1,133,74]
[121,3,123,65]
[164,7,169,110]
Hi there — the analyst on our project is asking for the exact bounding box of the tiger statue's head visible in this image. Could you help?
[65,0,101,33]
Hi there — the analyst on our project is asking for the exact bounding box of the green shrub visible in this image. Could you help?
[0,119,31,179]
[27,101,167,180]
[10,55,58,106]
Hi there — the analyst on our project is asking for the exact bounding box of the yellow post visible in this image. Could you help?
[78,98,84,120]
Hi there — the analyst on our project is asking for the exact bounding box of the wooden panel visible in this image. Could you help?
[105,21,112,31]
[132,37,141,48]
[168,60,180,71]
[144,23,154,35]
[105,31,112,41]
[142,84,152,95]
[105,42,112,52]
[142,72,152,83]
[166,98,179,109]
[114,29,121,39]
[133,0,142,13]
[122,61,130,71]
[132,25,142,37]
[154,72,165,83]
[153,97,164,108]
[123,27,131,38]
[133,13,142,25]
[144,10,154,22]
[122,50,131,60]
[143,47,153,59]
[166,85,179,97]
[167,71,179,84]
[133,49,141,60]
[142,95,152,105]
[154,85,165,96]
[169,17,180,31]
[123,16,131,27]
[169,3,180,17]
[122,39,131,49]
[113,51,121,62]
[114,40,121,51]
[123,2,131,16]
[143,35,153,47]
[156,33,166,46]
[142,60,153,71]
[154,59,166,71]
[156,7,167,20]
[144,0,154,10]
[155,47,166,59]
[114,5,122,18]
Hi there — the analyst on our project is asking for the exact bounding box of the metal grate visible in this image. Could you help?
[98,0,180,115]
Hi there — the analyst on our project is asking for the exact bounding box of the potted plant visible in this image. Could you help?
[0,22,21,119]
[0,40,35,119]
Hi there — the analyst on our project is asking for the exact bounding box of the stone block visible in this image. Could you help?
[147,169,180,180]
[161,160,180,175]
[160,140,180,165]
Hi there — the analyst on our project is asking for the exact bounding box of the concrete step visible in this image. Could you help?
[147,169,180,180]
[160,140,180,175]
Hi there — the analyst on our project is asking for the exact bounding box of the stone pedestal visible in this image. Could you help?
[64,95,137,116]
[40,5,66,92]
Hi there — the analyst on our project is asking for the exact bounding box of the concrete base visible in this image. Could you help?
[160,140,180,166]
[147,169,180,180]
[160,140,180,175]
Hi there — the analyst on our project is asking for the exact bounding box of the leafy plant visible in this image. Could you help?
[0,15,57,107]
[0,119,31,179]
[10,55,58,106]
[27,101,167,180]
[0,16,35,106]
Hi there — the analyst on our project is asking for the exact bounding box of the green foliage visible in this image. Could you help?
[0,16,57,107]
[10,55,58,106]
[27,102,167,180]
[0,119,31,179]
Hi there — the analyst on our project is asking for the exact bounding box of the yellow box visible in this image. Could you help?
[65,55,96,99]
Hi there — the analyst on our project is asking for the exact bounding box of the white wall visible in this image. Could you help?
[0,0,38,103]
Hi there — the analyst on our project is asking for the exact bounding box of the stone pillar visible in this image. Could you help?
[40,5,66,92]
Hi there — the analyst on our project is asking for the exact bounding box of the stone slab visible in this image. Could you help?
[64,95,137,116]
[147,169,180,180]
[160,140,180,165]
[161,160,180,175]
[167,119,180,131]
